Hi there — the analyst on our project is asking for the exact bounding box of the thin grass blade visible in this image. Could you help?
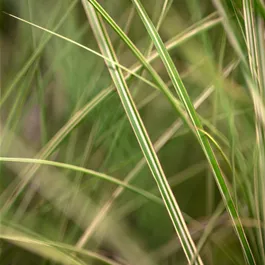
[131,0,256,264]
[81,2,204,264]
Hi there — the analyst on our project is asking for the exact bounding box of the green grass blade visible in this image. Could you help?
[3,12,159,92]
[0,125,161,265]
[86,0,195,133]
[75,60,238,244]
[0,11,220,212]
[0,88,113,212]
[81,1,204,264]
[0,222,123,265]
[0,157,162,205]
[131,1,256,264]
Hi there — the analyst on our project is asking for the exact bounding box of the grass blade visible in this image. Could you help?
[3,12,159,92]
[81,1,204,264]
[131,0,256,264]
[0,157,162,205]
[74,61,238,244]
[0,222,123,265]
[0,11,222,212]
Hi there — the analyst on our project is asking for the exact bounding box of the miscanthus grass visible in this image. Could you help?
[1,0,264,264]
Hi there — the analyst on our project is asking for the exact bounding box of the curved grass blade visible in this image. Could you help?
[0,157,162,205]
[131,0,256,264]
[3,9,221,107]
[3,12,158,92]
[0,126,160,265]
[0,223,86,265]
[0,224,122,265]
[0,88,113,212]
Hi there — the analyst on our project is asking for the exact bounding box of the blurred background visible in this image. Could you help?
[0,0,264,265]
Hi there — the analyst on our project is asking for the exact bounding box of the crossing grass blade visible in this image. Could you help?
[85,0,197,134]
[2,7,222,214]
[81,1,204,264]
[3,12,159,92]
[0,124,162,265]
[2,1,264,264]
[0,88,113,212]
[72,60,238,244]
[130,0,256,264]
